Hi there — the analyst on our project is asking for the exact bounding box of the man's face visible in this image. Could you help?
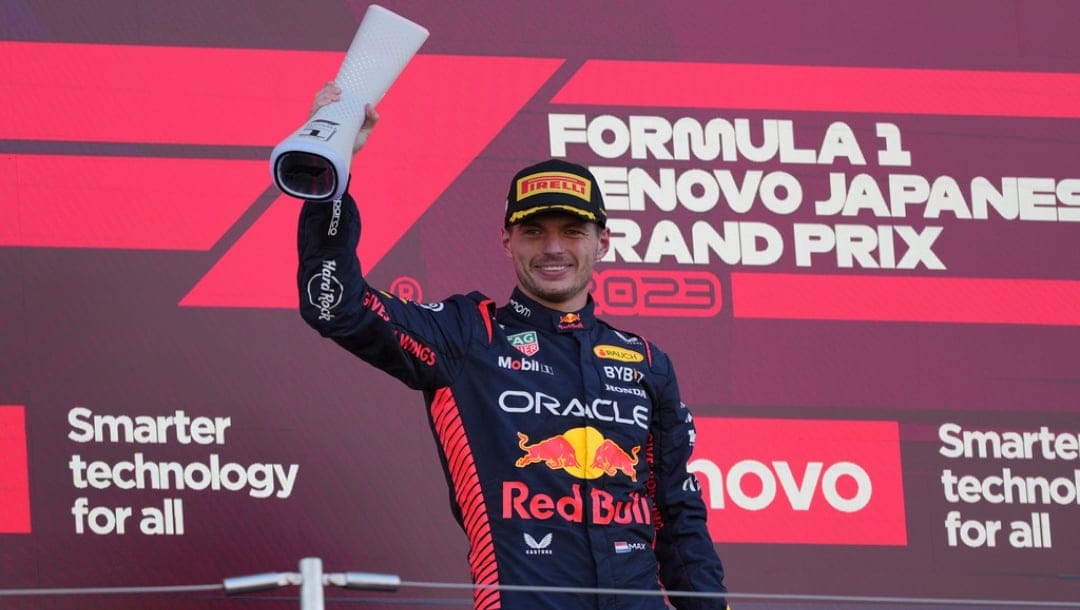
[502,213,610,311]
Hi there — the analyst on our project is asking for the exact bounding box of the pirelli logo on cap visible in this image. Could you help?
[517,171,590,202]
[593,345,644,363]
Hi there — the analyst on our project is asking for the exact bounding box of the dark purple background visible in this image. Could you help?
[2,1,1078,608]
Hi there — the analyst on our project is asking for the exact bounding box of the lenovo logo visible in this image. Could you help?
[690,417,906,545]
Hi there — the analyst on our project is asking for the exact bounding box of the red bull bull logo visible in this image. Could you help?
[515,426,639,481]
[557,312,584,330]
[590,438,640,482]
[516,432,582,470]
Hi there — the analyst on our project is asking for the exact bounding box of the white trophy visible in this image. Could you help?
[270,4,429,201]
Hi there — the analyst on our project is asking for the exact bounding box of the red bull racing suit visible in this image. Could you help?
[298,194,728,609]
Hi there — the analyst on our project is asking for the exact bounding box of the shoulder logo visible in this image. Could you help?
[507,331,540,356]
[593,345,644,363]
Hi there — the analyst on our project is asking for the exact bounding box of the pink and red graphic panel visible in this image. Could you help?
[0,406,31,534]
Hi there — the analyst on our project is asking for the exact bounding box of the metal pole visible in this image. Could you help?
[222,572,296,595]
[299,557,324,610]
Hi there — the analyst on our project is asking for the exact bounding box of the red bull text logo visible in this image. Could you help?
[503,481,651,525]
[515,426,639,481]
[517,171,590,201]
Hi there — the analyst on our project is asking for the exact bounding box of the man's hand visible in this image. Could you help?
[309,80,380,154]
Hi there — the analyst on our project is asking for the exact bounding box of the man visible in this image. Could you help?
[298,83,729,609]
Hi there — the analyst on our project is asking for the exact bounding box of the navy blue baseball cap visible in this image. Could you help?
[504,159,606,228]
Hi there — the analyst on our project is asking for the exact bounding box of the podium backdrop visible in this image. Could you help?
[1,1,1078,608]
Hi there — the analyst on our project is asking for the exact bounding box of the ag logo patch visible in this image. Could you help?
[508,331,540,356]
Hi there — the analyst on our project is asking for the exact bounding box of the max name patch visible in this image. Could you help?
[593,345,644,363]
[517,171,590,202]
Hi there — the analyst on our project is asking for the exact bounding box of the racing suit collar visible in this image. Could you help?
[505,287,595,333]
